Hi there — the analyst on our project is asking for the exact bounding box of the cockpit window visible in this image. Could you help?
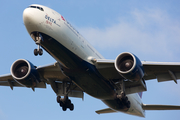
[29,6,44,11]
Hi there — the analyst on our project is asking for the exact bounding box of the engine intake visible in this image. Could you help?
[11,59,40,87]
[115,52,144,81]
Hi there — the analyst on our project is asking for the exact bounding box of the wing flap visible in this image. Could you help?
[142,104,180,110]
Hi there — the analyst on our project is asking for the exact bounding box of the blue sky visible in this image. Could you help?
[0,0,180,120]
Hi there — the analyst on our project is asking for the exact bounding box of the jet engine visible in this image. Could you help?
[115,52,144,81]
[11,59,40,87]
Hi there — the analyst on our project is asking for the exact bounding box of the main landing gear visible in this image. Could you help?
[51,81,75,112]
[117,92,130,108]
[114,80,131,109]
[57,95,74,111]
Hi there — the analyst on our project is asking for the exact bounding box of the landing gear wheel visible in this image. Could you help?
[67,99,71,105]
[126,101,131,108]
[34,49,38,56]
[62,105,67,111]
[57,96,61,103]
[39,49,43,56]
[33,48,43,56]
[122,96,128,103]
[56,95,74,111]
[59,102,63,107]
[117,92,131,109]
[70,104,74,111]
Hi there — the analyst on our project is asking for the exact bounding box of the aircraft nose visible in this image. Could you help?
[23,8,34,25]
[23,8,38,34]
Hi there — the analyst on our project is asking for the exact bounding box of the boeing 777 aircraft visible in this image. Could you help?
[1,4,180,117]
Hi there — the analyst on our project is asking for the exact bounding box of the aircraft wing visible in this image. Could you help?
[0,74,46,89]
[95,59,180,94]
[0,62,84,98]
[142,61,180,83]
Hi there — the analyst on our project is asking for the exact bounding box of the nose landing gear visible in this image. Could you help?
[31,32,43,56]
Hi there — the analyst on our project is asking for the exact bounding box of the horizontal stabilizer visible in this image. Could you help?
[142,104,180,110]
[95,108,117,114]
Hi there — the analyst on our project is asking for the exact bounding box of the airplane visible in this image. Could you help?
[0,4,180,117]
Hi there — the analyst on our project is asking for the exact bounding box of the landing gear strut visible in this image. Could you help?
[114,80,131,108]
[50,81,75,111]
[33,33,43,56]
[57,96,74,111]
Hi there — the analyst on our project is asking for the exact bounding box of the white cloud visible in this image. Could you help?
[78,8,180,61]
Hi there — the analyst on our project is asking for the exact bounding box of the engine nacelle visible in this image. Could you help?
[115,52,144,81]
[11,59,40,87]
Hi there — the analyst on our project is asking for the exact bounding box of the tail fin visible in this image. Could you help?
[142,104,180,110]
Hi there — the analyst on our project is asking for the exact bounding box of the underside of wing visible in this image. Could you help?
[94,59,180,95]
[95,59,147,94]
[95,59,180,82]
[0,74,46,90]
[94,59,121,80]
[0,61,84,99]
[37,62,84,98]
[142,61,180,83]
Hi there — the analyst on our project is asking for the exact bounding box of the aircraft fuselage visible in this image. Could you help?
[23,4,145,117]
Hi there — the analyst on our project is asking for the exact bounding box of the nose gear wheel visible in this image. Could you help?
[34,48,43,56]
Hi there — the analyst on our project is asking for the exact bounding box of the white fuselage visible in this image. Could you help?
[23,4,145,117]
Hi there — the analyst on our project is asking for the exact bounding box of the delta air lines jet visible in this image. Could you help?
[1,4,180,117]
